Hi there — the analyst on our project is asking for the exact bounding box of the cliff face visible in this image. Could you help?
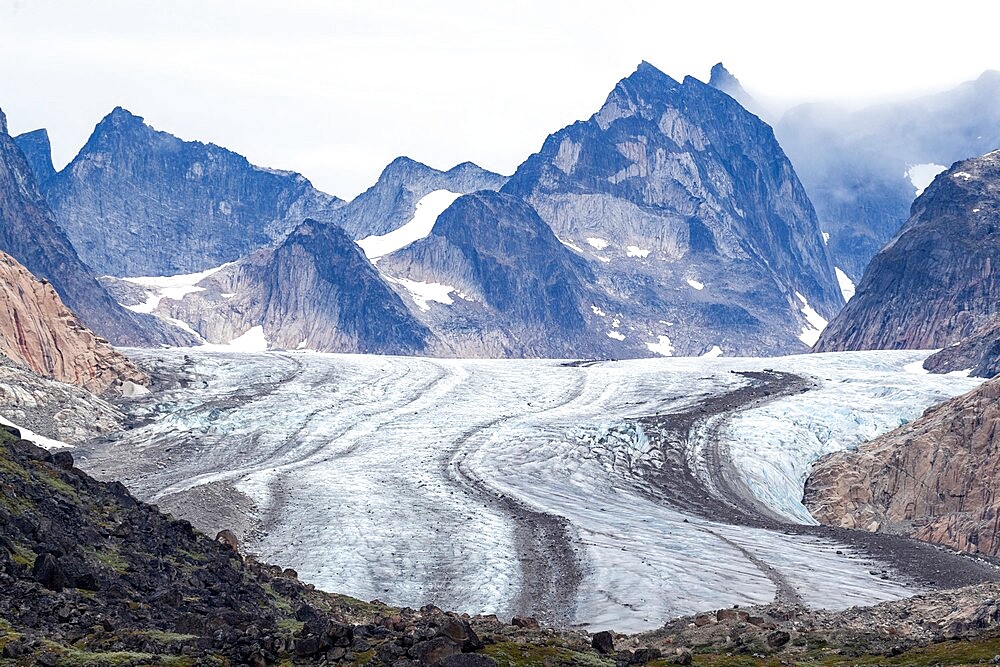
[0,252,147,395]
[160,220,433,354]
[501,61,842,356]
[804,378,1000,556]
[32,107,345,277]
[816,150,1000,353]
[0,107,189,347]
[923,316,1000,378]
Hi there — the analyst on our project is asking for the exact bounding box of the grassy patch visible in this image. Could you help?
[32,465,79,501]
[277,618,304,635]
[83,545,129,574]
[484,641,613,667]
[134,630,199,644]
[9,541,36,569]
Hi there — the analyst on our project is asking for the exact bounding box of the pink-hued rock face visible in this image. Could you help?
[804,378,1000,556]
[0,251,147,395]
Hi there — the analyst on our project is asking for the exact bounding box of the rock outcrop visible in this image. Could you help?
[334,155,507,239]
[776,70,1000,281]
[816,150,1000,353]
[160,220,433,354]
[0,251,147,394]
[501,61,843,356]
[924,316,1000,378]
[0,106,190,347]
[804,378,1000,556]
[29,107,345,277]
[12,127,56,185]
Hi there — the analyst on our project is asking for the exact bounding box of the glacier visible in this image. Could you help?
[78,349,984,633]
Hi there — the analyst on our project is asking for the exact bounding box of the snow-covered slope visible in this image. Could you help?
[79,350,983,633]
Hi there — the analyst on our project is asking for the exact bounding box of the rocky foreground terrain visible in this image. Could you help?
[805,378,1000,557]
[4,420,1000,666]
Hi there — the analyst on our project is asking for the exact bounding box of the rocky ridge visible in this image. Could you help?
[804,377,1000,557]
[816,149,1000,353]
[0,251,147,395]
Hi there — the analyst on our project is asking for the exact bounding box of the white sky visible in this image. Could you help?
[1,0,998,198]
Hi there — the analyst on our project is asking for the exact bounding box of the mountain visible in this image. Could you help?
[0,107,190,347]
[0,251,147,395]
[501,61,843,356]
[707,62,761,117]
[156,219,433,354]
[775,70,1000,281]
[804,378,1000,557]
[30,107,345,277]
[815,150,1000,354]
[376,191,622,357]
[13,127,55,185]
[334,155,507,239]
[924,316,1000,378]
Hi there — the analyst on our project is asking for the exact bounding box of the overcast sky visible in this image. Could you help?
[2,0,998,198]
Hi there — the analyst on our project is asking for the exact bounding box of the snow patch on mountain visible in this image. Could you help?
[835,267,856,302]
[626,245,650,258]
[686,278,705,291]
[905,163,947,196]
[646,335,674,356]
[357,190,463,261]
[122,263,232,313]
[795,292,828,347]
[384,275,456,311]
[586,237,609,250]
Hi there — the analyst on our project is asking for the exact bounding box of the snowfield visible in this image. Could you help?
[81,349,983,633]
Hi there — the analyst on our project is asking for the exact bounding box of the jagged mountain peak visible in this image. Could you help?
[0,106,7,135]
[14,128,56,185]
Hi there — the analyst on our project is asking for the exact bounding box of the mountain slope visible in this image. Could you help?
[0,251,147,394]
[804,378,1000,556]
[35,107,345,277]
[159,219,433,354]
[816,150,1000,353]
[377,191,621,357]
[335,155,507,239]
[501,61,842,356]
[0,107,189,347]
[776,70,1000,280]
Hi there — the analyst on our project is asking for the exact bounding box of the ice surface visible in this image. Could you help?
[834,267,856,302]
[905,163,947,196]
[101,349,982,633]
[357,190,463,261]
[702,345,723,358]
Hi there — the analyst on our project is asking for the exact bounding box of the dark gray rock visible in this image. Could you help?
[591,630,615,654]
[35,107,345,277]
[816,149,1000,353]
[924,317,1000,378]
